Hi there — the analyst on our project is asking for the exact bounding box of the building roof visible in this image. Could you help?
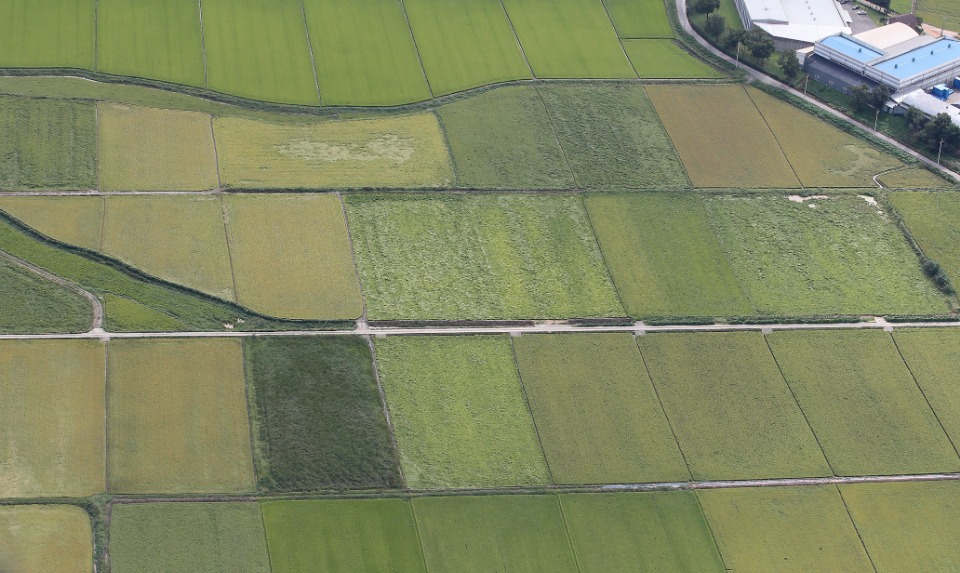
[900,89,960,126]
[819,34,884,62]
[852,22,920,49]
[874,38,960,79]
[742,0,851,43]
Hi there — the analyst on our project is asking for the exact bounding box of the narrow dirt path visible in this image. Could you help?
[0,250,103,330]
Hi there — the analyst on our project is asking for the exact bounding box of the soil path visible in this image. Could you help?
[0,250,103,330]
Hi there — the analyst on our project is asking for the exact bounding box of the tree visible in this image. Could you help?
[920,113,960,152]
[849,83,871,111]
[724,29,747,50]
[873,0,891,8]
[745,27,775,66]
[705,11,726,38]
[868,84,892,109]
[693,0,720,14]
[778,50,801,79]
[906,106,929,131]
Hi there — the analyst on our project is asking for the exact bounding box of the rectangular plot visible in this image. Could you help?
[638,332,831,480]
[202,0,319,105]
[894,329,960,447]
[404,0,531,96]
[375,335,549,488]
[223,194,362,320]
[304,0,431,105]
[0,0,94,69]
[646,85,800,187]
[101,195,235,301]
[561,492,724,572]
[514,333,688,484]
[699,486,874,573]
[0,97,97,191]
[841,481,960,572]
[96,0,205,87]
[747,88,901,187]
[346,194,622,320]
[0,196,102,251]
[413,495,579,573]
[891,191,960,283]
[768,330,960,475]
[262,499,426,573]
[246,337,400,491]
[437,86,574,189]
[107,338,255,493]
[98,104,218,191]
[705,195,948,316]
[879,167,952,188]
[539,85,687,188]
[502,0,635,78]
[214,114,453,189]
[602,0,673,37]
[110,503,270,573]
[0,505,93,573]
[624,40,723,78]
[585,193,751,318]
[0,340,105,497]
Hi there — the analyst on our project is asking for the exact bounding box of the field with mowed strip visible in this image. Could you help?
[767,330,960,476]
[214,114,453,189]
[346,193,622,320]
[638,332,831,480]
[0,340,105,497]
[97,104,219,191]
[894,328,960,446]
[514,333,688,484]
[0,0,94,69]
[107,338,255,493]
[0,258,93,334]
[222,194,363,320]
[109,503,270,573]
[375,335,550,488]
[0,97,96,191]
[0,505,93,573]
[891,191,960,283]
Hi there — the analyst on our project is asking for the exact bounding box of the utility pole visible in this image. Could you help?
[938,139,945,165]
[874,106,880,131]
[804,75,809,95]
[736,41,741,69]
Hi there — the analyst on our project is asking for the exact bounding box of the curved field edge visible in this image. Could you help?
[0,209,353,332]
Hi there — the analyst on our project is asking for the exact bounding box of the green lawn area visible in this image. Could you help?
[624,40,723,78]
[0,0,94,69]
[585,193,753,318]
[346,193,622,321]
[699,486,875,573]
[561,492,725,572]
[201,0,319,105]
[246,336,401,491]
[539,85,688,188]
[404,0,531,96]
[110,503,270,573]
[891,191,960,285]
[96,0,205,87]
[0,97,97,191]
[413,495,579,573]
[514,333,688,484]
[704,195,948,317]
[262,499,426,573]
[602,0,674,37]
[0,258,92,334]
[638,332,831,480]
[438,86,574,189]
[303,0,431,106]
[501,0,636,78]
[767,330,960,476]
[375,335,549,488]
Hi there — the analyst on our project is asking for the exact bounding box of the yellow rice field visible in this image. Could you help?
[0,505,93,573]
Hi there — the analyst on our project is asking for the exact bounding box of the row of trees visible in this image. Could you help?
[698,10,777,67]
[905,107,960,154]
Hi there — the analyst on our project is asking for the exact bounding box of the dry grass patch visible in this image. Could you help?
[0,505,93,573]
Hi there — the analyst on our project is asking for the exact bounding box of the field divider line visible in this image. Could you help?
[640,86,695,188]
[334,192,368,323]
[836,485,882,573]
[497,0,536,79]
[94,104,101,192]
[763,334,837,476]
[103,341,111,495]
[238,340,262,492]
[198,0,209,88]
[509,338,556,484]
[691,488,730,573]
[597,0,641,79]
[743,85,804,189]
[432,110,461,188]
[408,498,433,573]
[890,333,960,462]
[256,491,275,573]
[297,0,323,106]
[534,85,580,190]
[397,0,436,99]
[209,116,222,190]
[581,195,628,316]
[93,0,99,72]
[365,335,406,487]
[217,195,241,304]
[554,496,586,573]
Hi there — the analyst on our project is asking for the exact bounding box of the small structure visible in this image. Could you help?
[734,0,852,50]
[896,89,960,127]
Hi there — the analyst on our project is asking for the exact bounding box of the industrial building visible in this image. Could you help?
[733,0,852,50]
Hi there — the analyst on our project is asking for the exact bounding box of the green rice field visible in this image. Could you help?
[346,193,622,320]
[890,191,960,284]
[514,333,688,484]
[880,167,953,188]
[767,330,960,476]
[638,332,831,480]
[603,0,674,38]
[894,329,960,447]
[375,335,550,488]
[0,258,93,334]
[0,0,94,69]
[623,40,722,78]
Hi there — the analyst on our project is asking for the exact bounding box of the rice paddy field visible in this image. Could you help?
[880,167,953,188]
[0,505,93,573]
[213,114,453,189]
[893,329,960,446]
[97,104,219,191]
[375,335,550,488]
[0,340,105,497]
[513,333,688,484]
[0,195,102,250]
[0,97,97,191]
[107,338,255,494]
[0,0,94,69]
[890,191,960,284]
[346,193,622,320]
[623,40,723,78]
[603,0,674,38]
[0,258,93,334]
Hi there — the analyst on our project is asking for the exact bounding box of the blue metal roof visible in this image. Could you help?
[874,38,960,79]
[819,35,883,63]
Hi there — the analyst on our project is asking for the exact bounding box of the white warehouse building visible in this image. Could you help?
[734,0,852,50]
